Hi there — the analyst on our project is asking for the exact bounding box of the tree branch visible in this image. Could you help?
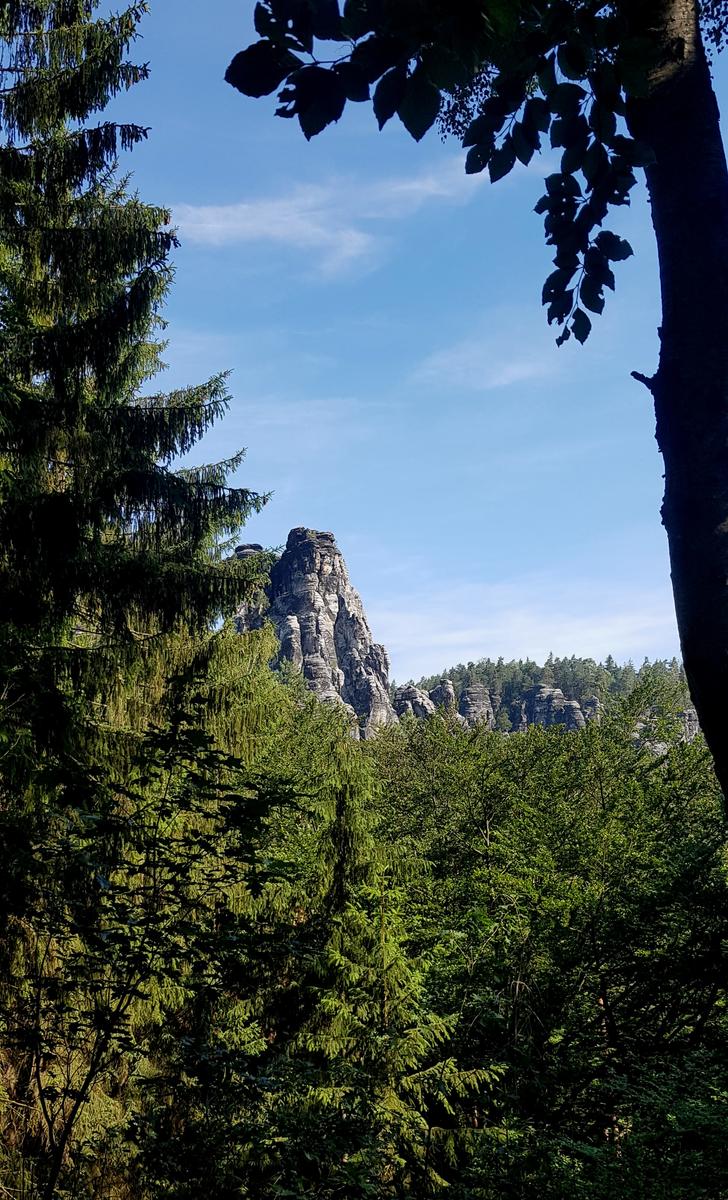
[631,369,657,392]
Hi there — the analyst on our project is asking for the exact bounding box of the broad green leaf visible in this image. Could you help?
[465,145,490,174]
[557,41,590,81]
[310,0,343,40]
[225,42,302,98]
[561,143,584,174]
[542,266,575,303]
[334,61,370,102]
[512,121,537,166]
[488,135,516,183]
[524,96,551,134]
[294,67,347,138]
[582,139,610,188]
[545,171,581,198]
[589,101,617,142]
[253,3,276,39]
[571,306,591,344]
[342,0,373,39]
[373,64,407,129]
[547,290,574,323]
[487,0,519,37]
[554,247,580,271]
[595,230,634,261]
[538,53,557,98]
[463,112,500,148]
[351,35,403,84]
[589,61,625,111]
[584,247,615,290]
[580,274,605,314]
[397,65,441,142]
[550,112,589,150]
[422,44,472,91]
[549,82,587,117]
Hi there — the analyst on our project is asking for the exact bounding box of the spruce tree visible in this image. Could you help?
[0,1,267,785]
[0,4,269,1191]
[0,0,268,916]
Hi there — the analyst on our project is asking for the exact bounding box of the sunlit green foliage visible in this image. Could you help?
[3,6,728,1199]
[369,685,728,1198]
[0,3,268,1193]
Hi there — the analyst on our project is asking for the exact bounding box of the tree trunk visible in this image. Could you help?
[627,0,728,796]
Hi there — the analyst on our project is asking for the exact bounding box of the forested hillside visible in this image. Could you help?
[2,4,728,1199]
[416,654,690,709]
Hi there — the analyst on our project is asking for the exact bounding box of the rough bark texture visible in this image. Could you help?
[627,0,728,795]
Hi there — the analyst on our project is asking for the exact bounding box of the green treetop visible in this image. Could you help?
[0,1,269,787]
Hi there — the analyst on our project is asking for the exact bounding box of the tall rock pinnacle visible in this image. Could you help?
[235,528,396,737]
[235,527,697,743]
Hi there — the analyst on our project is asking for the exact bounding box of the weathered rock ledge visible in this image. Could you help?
[392,680,599,732]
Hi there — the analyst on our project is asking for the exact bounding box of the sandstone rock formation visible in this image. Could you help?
[234,526,698,746]
[582,696,601,723]
[458,683,495,728]
[428,679,457,713]
[521,684,585,730]
[393,685,436,720]
[235,528,396,737]
[680,706,700,741]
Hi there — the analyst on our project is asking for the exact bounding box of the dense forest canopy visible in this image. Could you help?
[1,3,728,1198]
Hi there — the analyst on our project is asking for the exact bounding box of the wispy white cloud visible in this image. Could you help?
[227,394,377,475]
[174,158,483,277]
[175,187,375,276]
[367,575,679,683]
[411,306,563,393]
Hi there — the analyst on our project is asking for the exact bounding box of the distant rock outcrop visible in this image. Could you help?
[680,707,700,741]
[458,683,495,728]
[428,679,458,714]
[522,685,586,731]
[234,526,698,745]
[235,528,396,737]
[583,696,601,723]
[393,685,436,720]
[506,686,603,732]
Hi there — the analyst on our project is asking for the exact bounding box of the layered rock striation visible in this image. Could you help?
[519,685,589,731]
[235,528,396,737]
[392,679,495,727]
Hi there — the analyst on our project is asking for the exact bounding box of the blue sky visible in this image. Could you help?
[112,3,728,682]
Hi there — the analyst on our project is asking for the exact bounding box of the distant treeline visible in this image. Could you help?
[412,654,690,708]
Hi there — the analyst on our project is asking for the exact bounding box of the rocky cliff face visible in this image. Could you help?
[392,680,596,732]
[236,527,699,743]
[392,685,437,720]
[522,685,587,731]
[235,528,396,737]
[459,683,495,727]
[392,680,494,727]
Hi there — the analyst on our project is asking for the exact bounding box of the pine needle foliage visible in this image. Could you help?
[0,0,273,811]
[370,684,728,1198]
[0,0,268,788]
[0,4,271,1192]
[3,6,728,1199]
